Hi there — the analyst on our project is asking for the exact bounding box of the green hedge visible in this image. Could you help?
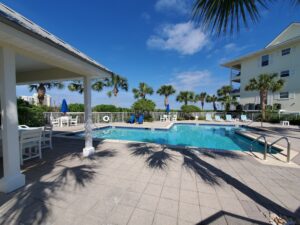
[17,98,46,126]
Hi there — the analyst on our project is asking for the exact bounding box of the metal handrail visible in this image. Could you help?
[250,135,268,160]
[269,137,291,163]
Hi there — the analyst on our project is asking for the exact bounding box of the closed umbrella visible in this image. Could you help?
[166,104,170,113]
[61,99,69,115]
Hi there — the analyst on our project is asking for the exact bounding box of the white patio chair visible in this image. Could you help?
[60,116,70,127]
[42,124,53,149]
[172,114,177,121]
[70,116,78,126]
[50,116,59,127]
[160,115,166,122]
[19,128,43,165]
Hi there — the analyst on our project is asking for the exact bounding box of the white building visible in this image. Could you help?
[20,93,52,106]
[222,23,300,112]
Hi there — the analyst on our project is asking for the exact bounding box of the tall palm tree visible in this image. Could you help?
[104,73,128,97]
[245,73,284,121]
[29,82,64,105]
[157,85,176,106]
[68,80,104,94]
[217,85,238,112]
[132,82,154,99]
[195,92,207,110]
[192,0,300,35]
[206,95,218,111]
[176,91,195,106]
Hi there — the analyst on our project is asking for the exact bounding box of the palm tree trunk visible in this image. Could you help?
[201,101,204,110]
[213,102,217,111]
[260,90,267,127]
[164,96,168,106]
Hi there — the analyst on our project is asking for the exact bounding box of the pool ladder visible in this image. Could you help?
[250,135,291,163]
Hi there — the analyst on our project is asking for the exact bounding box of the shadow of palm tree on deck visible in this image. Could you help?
[127,142,298,220]
[0,137,117,225]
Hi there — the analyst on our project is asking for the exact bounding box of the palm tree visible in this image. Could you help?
[176,91,195,106]
[245,73,284,121]
[29,82,64,105]
[192,0,300,35]
[195,92,207,110]
[68,80,105,94]
[68,81,84,94]
[206,95,218,111]
[217,85,238,112]
[104,73,128,97]
[157,85,176,106]
[132,82,154,99]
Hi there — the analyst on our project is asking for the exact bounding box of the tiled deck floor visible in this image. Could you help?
[1,137,300,225]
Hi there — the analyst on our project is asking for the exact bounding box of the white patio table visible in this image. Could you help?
[59,116,71,127]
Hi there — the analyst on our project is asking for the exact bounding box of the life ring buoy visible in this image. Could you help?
[103,115,110,122]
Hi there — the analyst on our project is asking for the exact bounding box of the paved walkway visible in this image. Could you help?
[1,137,300,225]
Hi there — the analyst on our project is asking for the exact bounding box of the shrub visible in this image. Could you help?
[17,99,45,126]
[132,99,156,112]
[181,105,200,113]
[69,103,85,112]
[93,104,118,112]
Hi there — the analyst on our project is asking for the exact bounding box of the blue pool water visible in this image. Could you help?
[77,124,266,152]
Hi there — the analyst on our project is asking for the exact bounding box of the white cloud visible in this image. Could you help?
[169,70,213,91]
[147,22,209,55]
[155,0,190,15]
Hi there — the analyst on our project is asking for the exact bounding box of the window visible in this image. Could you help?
[280,92,289,99]
[282,48,291,56]
[280,70,290,77]
[261,55,269,66]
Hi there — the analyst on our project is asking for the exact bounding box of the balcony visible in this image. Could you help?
[230,88,240,97]
[231,72,241,83]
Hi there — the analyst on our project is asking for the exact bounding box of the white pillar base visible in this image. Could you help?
[83,146,95,157]
[0,173,25,193]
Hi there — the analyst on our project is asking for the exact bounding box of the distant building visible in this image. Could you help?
[222,23,300,111]
[20,93,52,106]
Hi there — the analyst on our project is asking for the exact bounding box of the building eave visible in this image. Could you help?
[221,36,300,68]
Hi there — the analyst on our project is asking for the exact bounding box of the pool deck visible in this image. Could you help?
[53,121,300,167]
[1,137,300,225]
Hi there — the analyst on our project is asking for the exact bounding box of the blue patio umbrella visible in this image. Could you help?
[61,99,69,114]
[166,104,170,113]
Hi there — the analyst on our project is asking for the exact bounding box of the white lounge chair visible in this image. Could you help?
[19,128,43,165]
[50,116,59,127]
[160,115,168,122]
[226,114,234,122]
[215,115,224,122]
[70,116,78,126]
[241,115,251,122]
[42,125,53,149]
[206,114,212,121]
[18,125,30,129]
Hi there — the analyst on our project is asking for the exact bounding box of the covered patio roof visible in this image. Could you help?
[0,3,114,193]
[0,3,113,83]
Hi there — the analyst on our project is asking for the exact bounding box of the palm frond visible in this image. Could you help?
[192,0,268,35]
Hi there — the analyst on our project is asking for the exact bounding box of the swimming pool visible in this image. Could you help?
[76,124,266,152]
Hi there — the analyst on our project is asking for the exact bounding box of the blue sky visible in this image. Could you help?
[3,0,300,109]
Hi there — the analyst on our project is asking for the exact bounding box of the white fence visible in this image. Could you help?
[43,111,270,124]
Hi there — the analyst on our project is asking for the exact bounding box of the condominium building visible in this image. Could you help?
[222,23,300,112]
[20,93,52,107]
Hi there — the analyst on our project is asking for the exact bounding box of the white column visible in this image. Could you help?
[83,76,95,157]
[0,47,25,192]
